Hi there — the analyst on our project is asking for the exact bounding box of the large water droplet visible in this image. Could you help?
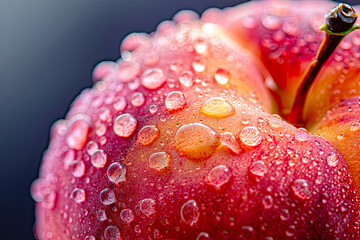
[208,165,232,189]
[294,128,310,142]
[91,149,107,168]
[107,162,126,184]
[113,113,137,138]
[104,226,121,240]
[249,160,267,177]
[71,160,85,178]
[120,208,135,223]
[141,68,166,89]
[138,125,159,145]
[327,152,339,167]
[66,119,90,150]
[118,61,141,83]
[140,198,156,216]
[71,188,86,203]
[292,179,311,200]
[179,70,194,87]
[181,199,200,226]
[149,152,171,171]
[175,123,220,160]
[239,126,262,146]
[200,97,235,118]
[214,68,231,85]
[100,188,116,205]
[165,91,187,111]
[262,16,281,30]
[268,114,283,128]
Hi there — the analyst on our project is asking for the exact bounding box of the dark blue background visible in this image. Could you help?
[0,0,357,239]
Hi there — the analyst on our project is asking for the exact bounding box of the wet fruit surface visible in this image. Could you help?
[32,1,360,240]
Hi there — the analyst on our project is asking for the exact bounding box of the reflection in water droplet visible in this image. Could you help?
[100,188,116,205]
[239,126,262,146]
[141,68,166,89]
[175,123,220,160]
[104,226,121,240]
[91,149,107,168]
[71,160,85,178]
[140,198,156,217]
[214,68,230,85]
[149,152,171,171]
[208,165,232,189]
[120,208,135,223]
[107,162,126,184]
[181,199,200,226]
[292,179,311,200]
[249,160,267,177]
[165,91,187,111]
[220,132,242,154]
[327,152,339,167]
[200,97,235,118]
[113,113,137,138]
[71,188,86,203]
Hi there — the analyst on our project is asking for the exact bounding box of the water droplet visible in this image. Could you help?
[100,188,116,205]
[239,126,262,146]
[141,68,166,89]
[327,152,339,167]
[149,105,158,114]
[181,199,200,226]
[140,198,156,216]
[120,208,135,223]
[193,39,208,54]
[113,96,127,111]
[97,209,107,221]
[107,162,126,184]
[262,195,273,209]
[70,160,85,178]
[149,152,171,171]
[66,119,90,150]
[220,132,242,154]
[63,149,75,170]
[86,141,99,155]
[350,122,360,131]
[285,225,296,237]
[175,123,220,160]
[208,165,232,189]
[95,123,107,137]
[91,149,107,168]
[337,132,345,141]
[249,160,267,177]
[200,97,235,118]
[104,226,121,240]
[179,70,194,87]
[113,113,137,138]
[294,128,310,142]
[268,114,283,128]
[85,236,96,240]
[192,57,206,72]
[118,61,141,82]
[262,16,281,30]
[214,68,230,85]
[292,179,311,200]
[71,188,86,203]
[131,92,145,107]
[98,107,110,122]
[165,91,187,111]
[280,209,290,221]
[138,125,159,145]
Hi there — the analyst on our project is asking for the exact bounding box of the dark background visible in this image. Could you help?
[0,0,357,239]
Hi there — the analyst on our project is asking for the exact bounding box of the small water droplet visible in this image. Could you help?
[285,225,296,237]
[327,152,339,167]
[98,107,110,121]
[113,113,137,138]
[107,162,126,184]
[294,128,310,142]
[239,126,262,146]
[149,105,158,114]
[100,188,116,205]
[66,119,90,150]
[97,209,107,221]
[175,123,220,160]
[149,152,171,171]
[292,179,311,200]
[262,16,281,30]
[138,125,159,145]
[350,122,360,131]
[249,160,267,177]
[214,68,230,85]
[85,236,96,240]
[120,208,135,223]
[71,188,86,203]
[86,141,99,156]
[131,92,145,107]
[104,226,121,240]
[268,114,283,128]
[196,232,210,240]
[179,70,194,87]
[220,132,242,154]
[118,61,141,83]
[193,39,208,54]
[140,198,156,216]
[192,57,206,72]
[208,165,232,189]
[165,91,187,111]
[71,160,85,178]
[280,209,290,221]
[200,97,235,118]
[181,199,200,226]
[113,96,127,111]
[141,68,166,89]
[262,195,273,209]
[91,149,107,168]
[95,123,107,137]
